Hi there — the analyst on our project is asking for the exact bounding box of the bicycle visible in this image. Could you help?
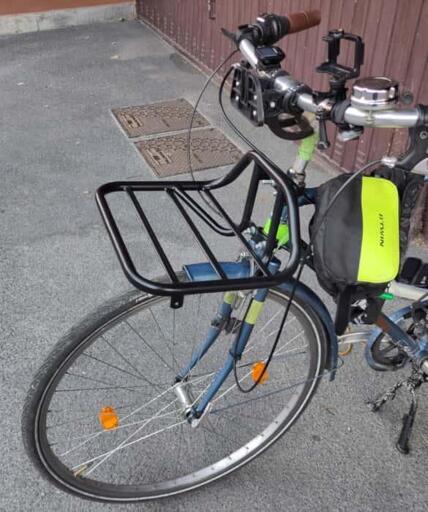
[22,10,428,502]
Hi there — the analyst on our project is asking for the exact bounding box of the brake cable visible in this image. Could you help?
[187,49,238,218]
[309,159,382,244]
[232,250,309,393]
[187,50,290,214]
[213,357,344,415]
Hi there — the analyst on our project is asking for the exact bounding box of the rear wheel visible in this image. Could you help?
[22,278,327,502]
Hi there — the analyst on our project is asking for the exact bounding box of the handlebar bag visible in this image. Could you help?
[310,174,400,333]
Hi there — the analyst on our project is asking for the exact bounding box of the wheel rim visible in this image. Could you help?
[34,289,323,500]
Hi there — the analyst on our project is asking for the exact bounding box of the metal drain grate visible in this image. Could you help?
[112,98,209,138]
[135,128,243,177]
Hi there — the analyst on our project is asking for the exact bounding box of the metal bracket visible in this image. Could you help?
[170,295,184,309]
[208,0,216,20]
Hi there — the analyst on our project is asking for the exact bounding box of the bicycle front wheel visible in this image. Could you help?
[22,278,327,502]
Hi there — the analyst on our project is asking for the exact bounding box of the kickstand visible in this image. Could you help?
[366,379,405,412]
[396,387,418,454]
[367,367,425,454]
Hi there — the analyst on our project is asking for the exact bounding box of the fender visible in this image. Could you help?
[277,280,338,379]
[184,261,338,379]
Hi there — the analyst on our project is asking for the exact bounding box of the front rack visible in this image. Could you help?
[96,151,301,305]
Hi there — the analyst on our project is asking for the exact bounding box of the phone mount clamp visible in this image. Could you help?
[315,30,365,149]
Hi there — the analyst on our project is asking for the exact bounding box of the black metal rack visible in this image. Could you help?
[96,151,301,305]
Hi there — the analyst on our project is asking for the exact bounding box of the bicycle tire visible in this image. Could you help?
[22,278,328,502]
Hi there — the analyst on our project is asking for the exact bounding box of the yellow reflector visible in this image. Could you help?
[251,361,269,384]
[99,406,119,430]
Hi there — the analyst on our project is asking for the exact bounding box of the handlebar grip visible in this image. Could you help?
[243,10,321,46]
[285,10,321,35]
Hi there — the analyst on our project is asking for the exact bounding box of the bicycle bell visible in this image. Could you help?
[351,77,399,111]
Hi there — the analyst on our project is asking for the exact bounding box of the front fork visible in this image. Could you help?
[193,286,270,418]
[174,260,279,424]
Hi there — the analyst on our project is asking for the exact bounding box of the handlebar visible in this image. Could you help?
[238,37,426,129]
[274,76,422,128]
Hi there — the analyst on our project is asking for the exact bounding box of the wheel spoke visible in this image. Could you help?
[54,385,148,392]
[125,319,175,372]
[64,371,141,393]
[82,352,145,382]
[148,308,179,369]
[101,336,149,382]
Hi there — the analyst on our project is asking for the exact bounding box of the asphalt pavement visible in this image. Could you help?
[1,20,428,512]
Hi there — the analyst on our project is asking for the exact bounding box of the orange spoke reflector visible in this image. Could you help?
[251,361,269,384]
[99,406,119,430]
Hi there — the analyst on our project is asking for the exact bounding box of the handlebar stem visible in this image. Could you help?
[239,39,259,68]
